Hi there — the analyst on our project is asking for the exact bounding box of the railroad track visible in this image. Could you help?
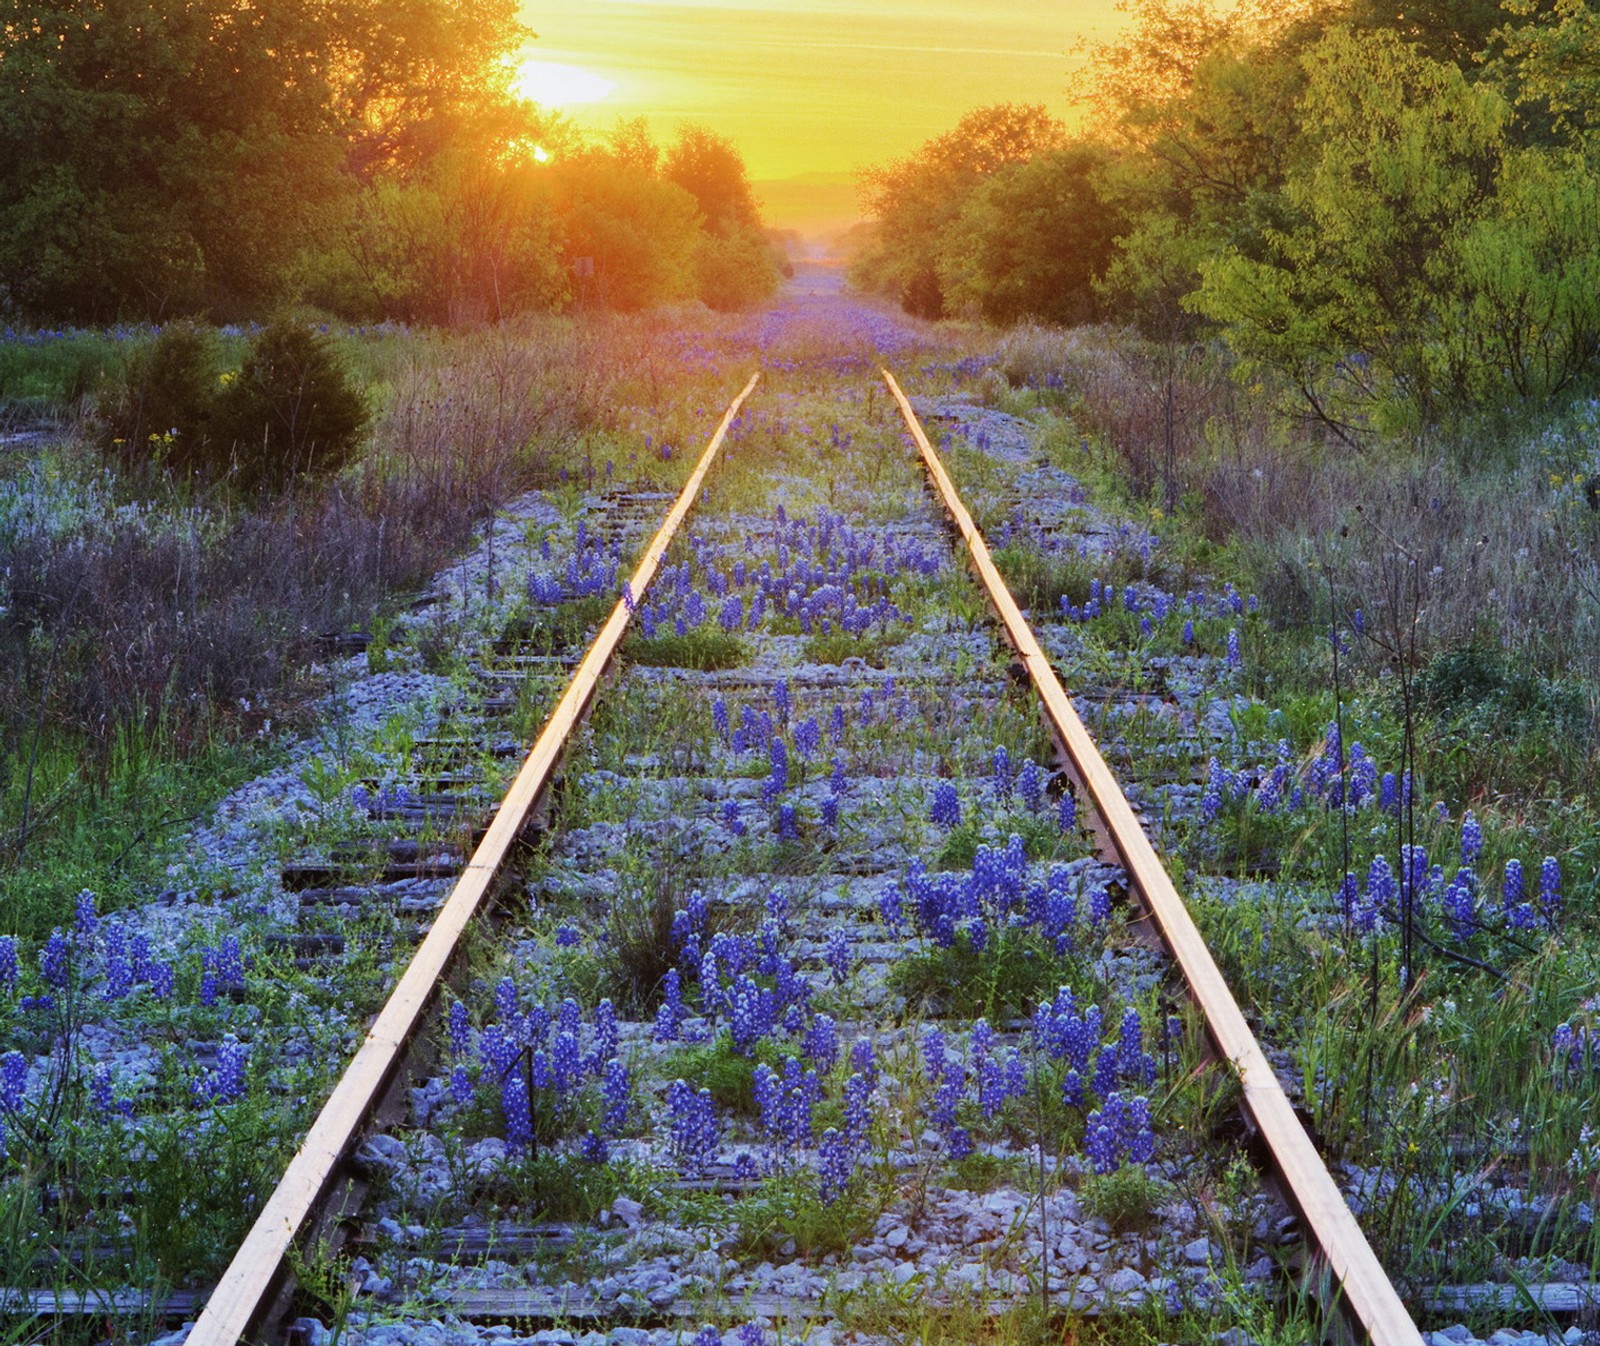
[8,354,1467,1344]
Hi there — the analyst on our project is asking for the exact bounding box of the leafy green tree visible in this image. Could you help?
[665,126,763,238]
[0,0,530,322]
[553,148,702,311]
[854,104,1067,317]
[663,126,778,309]
[1440,146,1600,401]
[937,144,1125,326]
[1495,0,1600,138]
[1192,27,1509,434]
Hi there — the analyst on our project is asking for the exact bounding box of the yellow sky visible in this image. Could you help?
[521,1,1129,182]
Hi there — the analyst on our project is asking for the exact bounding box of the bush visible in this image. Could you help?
[99,320,221,474]
[213,319,370,493]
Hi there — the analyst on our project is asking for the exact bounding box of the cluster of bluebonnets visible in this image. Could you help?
[433,481,1172,1207]
[522,503,944,651]
[0,892,258,1160]
[444,988,631,1163]
[1200,723,1566,949]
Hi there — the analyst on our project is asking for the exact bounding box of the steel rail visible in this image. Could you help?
[189,371,761,1346]
[883,369,1423,1346]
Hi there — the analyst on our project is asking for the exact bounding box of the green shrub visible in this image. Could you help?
[1080,1162,1170,1235]
[99,320,221,473]
[213,319,370,492]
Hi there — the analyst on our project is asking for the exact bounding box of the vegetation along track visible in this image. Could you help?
[11,286,1569,1346]
[145,351,1430,1346]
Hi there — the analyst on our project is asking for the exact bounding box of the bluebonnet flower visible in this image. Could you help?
[1034,987,1103,1075]
[195,1036,249,1104]
[0,937,15,994]
[75,890,98,937]
[1442,870,1477,942]
[993,746,1013,801]
[829,703,846,744]
[722,800,746,837]
[1504,859,1536,930]
[820,796,839,829]
[655,968,686,1042]
[777,803,799,840]
[40,931,70,989]
[1346,744,1377,808]
[805,1014,839,1071]
[215,936,245,988]
[825,927,851,985]
[102,928,131,1001]
[494,976,519,1024]
[1182,619,1195,645]
[602,1059,630,1132]
[828,756,847,795]
[1379,772,1399,815]
[712,696,730,742]
[1,1051,27,1113]
[762,737,789,804]
[502,1070,533,1154]
[719,595,743,634]
[1541,857,1562,920]
[850,1037,879,1087]
[1084,1091,1155,1173]
[1461,811,1483,865]
[773,678,790,725]
[753,1056,819,1154]
[818,1126,854,1202]
[93,1063,114,1114]
[580,1130,609,1164]
[1115,1008,1156,1086]
[738,1323,764,1346]
[929,782,961,829]
[692,1328,722,1346]
[555,924,581,948]
[729,975,777,1053]
[1017,760,1043,813]
[1058,790,1077,834]
[794,717,821,760]
[1088,885,1111,926]
[1226,629,1241,668]
[450,1064,474,1108]
[148,962,175,1000]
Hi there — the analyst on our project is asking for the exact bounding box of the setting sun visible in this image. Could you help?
[511,58,617,108]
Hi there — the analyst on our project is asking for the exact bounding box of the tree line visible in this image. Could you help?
[851,0,1600,437]
[0,0,779,324]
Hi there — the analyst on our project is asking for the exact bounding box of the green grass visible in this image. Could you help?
[624,628,747,670]
[0,722,276,940]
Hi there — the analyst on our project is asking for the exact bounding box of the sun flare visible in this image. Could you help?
[511,59,617,108]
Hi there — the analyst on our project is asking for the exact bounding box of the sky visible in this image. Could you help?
[517,0,1130,186]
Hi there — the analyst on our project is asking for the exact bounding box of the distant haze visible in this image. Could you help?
[523,0,1129,218]
[754,173,862,239]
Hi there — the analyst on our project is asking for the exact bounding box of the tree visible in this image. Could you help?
[853,104,1067,317]
[0,0,531,321]
[1192,26,1509,434]
[664,127,763,238]
[552,147,702,311]
[937,144,1125,326]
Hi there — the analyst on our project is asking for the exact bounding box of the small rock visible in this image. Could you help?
[611,1197,644,1229]
[1106,1267,1146,1297]
[1183,1236,1213,1266]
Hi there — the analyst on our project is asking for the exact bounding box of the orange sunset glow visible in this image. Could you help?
[519,0,1131,229]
